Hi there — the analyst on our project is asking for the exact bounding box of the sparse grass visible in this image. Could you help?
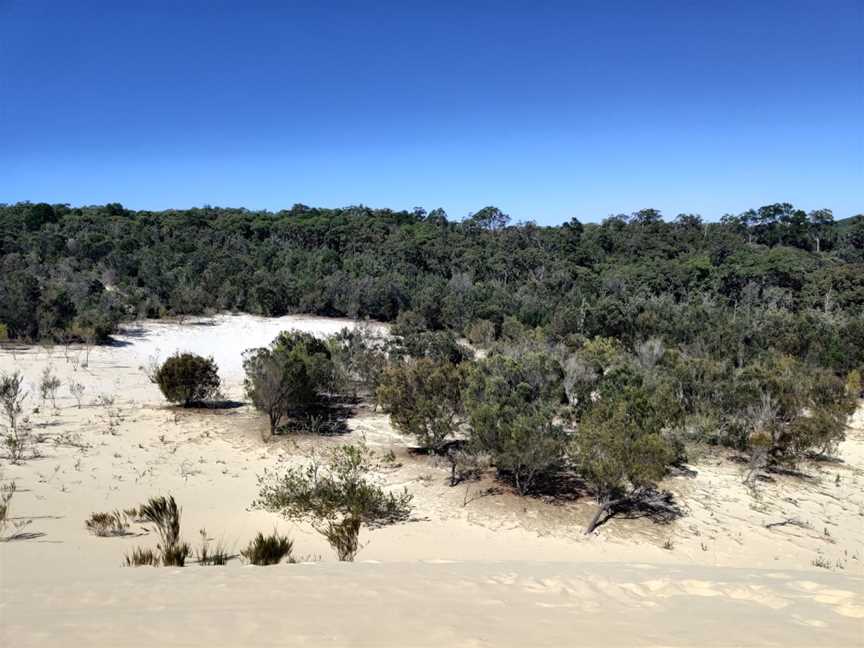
[125,546,159,567]
[161,541,191,566]
[811,555,832,569]
[662,538,675,551]
[1,481,32,541]
[136,494,189,566]
[196,528,232,566]
[241,530,294,565]
[321,517,361,562]
[85,510,129,537]
[139,495,181,548]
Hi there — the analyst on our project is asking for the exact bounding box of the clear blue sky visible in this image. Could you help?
[1,1,861,223]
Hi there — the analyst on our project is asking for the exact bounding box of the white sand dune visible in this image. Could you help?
[3,560,862,647]
[1,315,863,646]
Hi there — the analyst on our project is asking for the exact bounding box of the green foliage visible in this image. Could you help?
[377,359,465,450]
[241,530,294,565]
[327,324,390,396]
[572,385,678,533]
[252,442,412,561]
[154,353,221,406]
[39,366,61,408]
[243,331,335,436]
[464,354,567,494]
[466,319,495,347]
[1,201,862,379]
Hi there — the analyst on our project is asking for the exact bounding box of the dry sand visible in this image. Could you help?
[1,315,862,647]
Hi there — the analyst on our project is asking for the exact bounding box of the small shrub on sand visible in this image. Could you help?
[68,381,85,408]
[252,442,412,561]
[1,481,32,541]
[125,546,159,567]
[241,530,294,565]
[85,510,129,537]
[39,366,61,409]
[153,353,221,407]
[1,371,32,463]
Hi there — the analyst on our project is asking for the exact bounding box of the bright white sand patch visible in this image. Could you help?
[115,314,386,381]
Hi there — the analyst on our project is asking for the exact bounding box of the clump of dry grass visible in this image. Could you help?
[241,530,294,565]
[125,546,159,567]
[85,510,129,537]
[196,528,232,566]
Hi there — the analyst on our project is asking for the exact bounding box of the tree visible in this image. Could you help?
[377,358,465,451]
[252,442,412,561]
[808,208,834,253]
[464,354,566,494]
[153,353,221,407]
[573,386,677,533]
[243,331,334,436]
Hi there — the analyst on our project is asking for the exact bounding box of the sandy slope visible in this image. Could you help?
[1,315,862,647]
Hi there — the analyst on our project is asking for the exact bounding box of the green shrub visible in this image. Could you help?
[241,530,294,565]
[154,353,221,406]
[252,442,412,561]
[464,354,567,494]
[377,359,465,450]
[243,331,334,436]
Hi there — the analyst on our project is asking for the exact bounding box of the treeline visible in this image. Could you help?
[1,201,863,373]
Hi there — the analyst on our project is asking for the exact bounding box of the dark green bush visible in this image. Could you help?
[154,353,221,406]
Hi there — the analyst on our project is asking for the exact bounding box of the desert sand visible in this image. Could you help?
[1,315,862,647]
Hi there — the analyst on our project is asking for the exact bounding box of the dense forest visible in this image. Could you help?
[1,201,863,374]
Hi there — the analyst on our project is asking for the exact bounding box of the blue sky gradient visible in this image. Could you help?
[1,1,861,223]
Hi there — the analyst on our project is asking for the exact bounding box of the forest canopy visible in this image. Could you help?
[1,201,863,375]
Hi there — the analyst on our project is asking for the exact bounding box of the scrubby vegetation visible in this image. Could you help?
[252,443,413,561]
[244,332,335,436]
[377,358,466,451]
[1,371,33,463]
[3,201,862,537]
[1,480,32,541]
[152,353,221,407]
[241,530,294,565]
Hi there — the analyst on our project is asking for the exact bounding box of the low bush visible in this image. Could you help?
[252,442,412,561]
[241,530,294,565]
[153,353,221,407]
